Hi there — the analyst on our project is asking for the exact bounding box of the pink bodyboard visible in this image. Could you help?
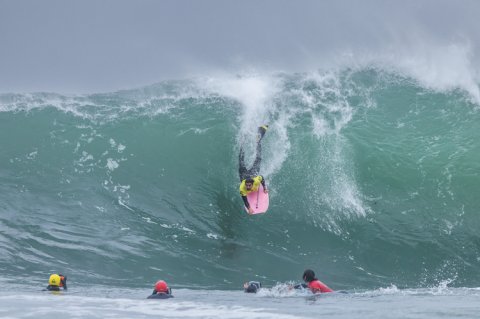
[244,184,269,215]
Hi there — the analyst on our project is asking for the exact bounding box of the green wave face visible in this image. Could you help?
[1,69,479,290]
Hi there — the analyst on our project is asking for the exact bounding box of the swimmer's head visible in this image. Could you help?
[49,274,61,286]
[154,280,169,293]
[243,281,261,293]
[245,178,254,189]
[303,269,316,282]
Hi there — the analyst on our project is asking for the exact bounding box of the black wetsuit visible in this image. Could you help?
[238,142,262,182]
[244,281,262,293]
[147,290,174,299]
[239,141,267,208]
[44,284,67,291]
[44,277,67,291]
[293,283,308,290]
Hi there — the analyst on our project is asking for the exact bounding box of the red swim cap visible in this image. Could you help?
[155,280,168,293]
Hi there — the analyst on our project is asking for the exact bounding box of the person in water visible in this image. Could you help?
[239,125,269,214]
[45,274,67,291]
[243,281,262,293]
[295,269,333,293]
[147,280,174,299]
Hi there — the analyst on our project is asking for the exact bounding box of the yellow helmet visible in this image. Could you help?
[49,274,61,286]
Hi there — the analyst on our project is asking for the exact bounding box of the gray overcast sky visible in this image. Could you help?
[1,0,479,93]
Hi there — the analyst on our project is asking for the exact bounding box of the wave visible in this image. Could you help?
[1,65,479,290]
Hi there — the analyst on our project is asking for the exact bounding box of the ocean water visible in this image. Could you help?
[1,285,480,319]
[1,65,480,317]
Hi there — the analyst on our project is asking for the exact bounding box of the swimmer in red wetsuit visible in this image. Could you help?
[302,269,333,293]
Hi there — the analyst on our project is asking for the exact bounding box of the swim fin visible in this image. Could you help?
[257,125,268,142]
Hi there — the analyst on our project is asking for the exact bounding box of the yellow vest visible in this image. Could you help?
[239,176,263,196]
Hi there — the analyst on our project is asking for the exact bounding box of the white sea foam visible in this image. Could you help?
[207,233,220,240]
[106,158,119,171]
[198,73,290,179]
[334,41,480,104]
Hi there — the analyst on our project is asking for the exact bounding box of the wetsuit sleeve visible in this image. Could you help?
[242,196,250,208]
[259,175,266,189]
[293,283,308,289]
[60,275,67,290]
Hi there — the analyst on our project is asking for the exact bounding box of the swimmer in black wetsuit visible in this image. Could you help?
[44,274,67,291]
[243,281,262,293]
[147,280,174,299]
[239,125,269,214]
